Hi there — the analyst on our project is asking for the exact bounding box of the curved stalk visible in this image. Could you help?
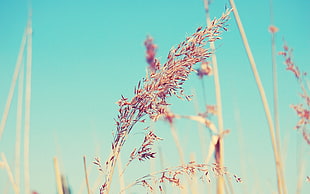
[228,0,286,193]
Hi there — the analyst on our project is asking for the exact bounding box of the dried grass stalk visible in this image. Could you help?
[121,161,241,193]
[15,58,24,192]
[1,153,19,193]
[96,9,231,194]
[279,43,309,144]
[203,1,226,192]
[53,157,64,194]
[0,32,26,140]
[83,156,91,194]
[228,0,287,193]
[24,16,33,194]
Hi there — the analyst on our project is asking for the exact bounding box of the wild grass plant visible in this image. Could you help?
[94,9,234,193]
[0,1,309,194]
[92,2,310,193]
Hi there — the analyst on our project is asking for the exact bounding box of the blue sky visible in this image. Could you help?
[0,0,309,193]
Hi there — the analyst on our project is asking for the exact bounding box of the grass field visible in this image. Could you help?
[0,0,309,193]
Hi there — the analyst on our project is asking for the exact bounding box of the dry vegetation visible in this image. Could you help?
[0,1,309,194]
[95,9,232,193]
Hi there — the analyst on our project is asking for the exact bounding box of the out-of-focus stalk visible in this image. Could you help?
[203,1,225,193]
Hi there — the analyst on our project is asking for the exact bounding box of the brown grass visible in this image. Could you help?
[121,161,241,193]
[94,9,232,194]
[1,2,309,194]
[228,0,287,193]
[279,42,310,144]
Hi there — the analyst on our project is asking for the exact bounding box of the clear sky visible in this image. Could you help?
[0,0,309,193]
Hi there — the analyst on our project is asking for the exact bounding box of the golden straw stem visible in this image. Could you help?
[117,155,126,194]
[169,123,188,194]
[169,123,185,164]
[83,156,91,194]
[203,1,225,193]
[24,16,32,194]
[1,153,19,193]
[0,32,26,140]
[269,3,286,192]
[15,60,24,194]
[228,0,286,193]
[53,157,64,194]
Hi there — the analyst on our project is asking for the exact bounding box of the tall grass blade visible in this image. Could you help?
[203,1,225,193]
[53,157,64,194]
[1,153,19,193]
[228,0,286,193]
[0,33,26,140]
[24,14,33,194]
